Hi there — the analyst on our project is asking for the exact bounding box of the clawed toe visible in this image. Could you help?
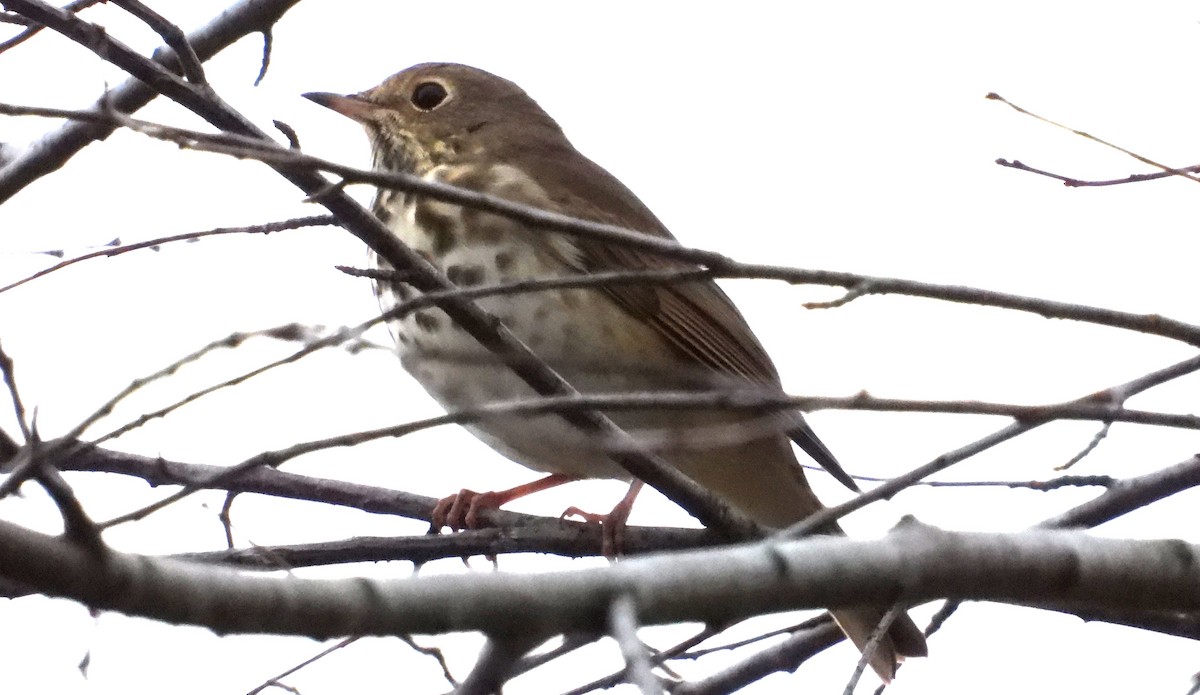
[429,474,575,534]
[561,498,634,559]
[430,488,501,532]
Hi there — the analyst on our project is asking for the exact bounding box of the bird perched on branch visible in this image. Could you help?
[306,62,926,681]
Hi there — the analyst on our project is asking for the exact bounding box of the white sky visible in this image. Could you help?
[2,1,1200,693]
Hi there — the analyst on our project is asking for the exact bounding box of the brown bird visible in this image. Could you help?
[305,62,926,681]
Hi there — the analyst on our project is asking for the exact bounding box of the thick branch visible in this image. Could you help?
[2,522,1200,641]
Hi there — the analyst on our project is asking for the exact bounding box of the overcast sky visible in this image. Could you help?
[2,2,1200,693]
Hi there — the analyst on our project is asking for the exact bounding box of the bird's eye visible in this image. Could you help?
[411,82,449,111]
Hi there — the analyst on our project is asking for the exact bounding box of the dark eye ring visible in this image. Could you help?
[411,81,449,111]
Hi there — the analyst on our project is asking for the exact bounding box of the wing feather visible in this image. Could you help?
[473,140,857,489]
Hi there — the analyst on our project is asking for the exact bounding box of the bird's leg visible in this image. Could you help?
[430,473,575,532]
[561,479,645,558]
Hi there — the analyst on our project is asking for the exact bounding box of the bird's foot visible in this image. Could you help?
[561,480,643,559]
[429,474,576,533]
[431,488,503,532]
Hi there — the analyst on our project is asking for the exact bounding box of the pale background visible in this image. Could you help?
[1,1,1199,693]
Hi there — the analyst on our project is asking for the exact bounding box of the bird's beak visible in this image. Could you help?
[303,91,381,123]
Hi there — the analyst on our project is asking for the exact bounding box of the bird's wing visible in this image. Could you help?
[504,146,858,490]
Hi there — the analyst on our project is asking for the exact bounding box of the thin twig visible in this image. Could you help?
[244,636,359,695]
[398,634,458,688]
[843,603,904,695]
[987,92,1200,185]
[806,469,1116,491]
[994,158,1200,187]
[1056,421,1112,470]
[92,379,1200,529]
[779,352,1200,539]
[676,619,824,661]
[70,324,340,446]
[253,26,272,86]
[89,323,373,446]
[0,0,302,204]
[513,635,602,685]
[0,0,99,54]
[0,340,31,441]
[558,626,721,695]
[90,362,1200,529]
[5,99,1200,348]
[0,215,333,296]
[219,492,238,549]
[1038,454,1200,530]
[672,620,845,695]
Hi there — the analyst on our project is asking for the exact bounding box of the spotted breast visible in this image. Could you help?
[369,162,682,478]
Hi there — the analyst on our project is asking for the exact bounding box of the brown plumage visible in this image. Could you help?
[306,62,927,680]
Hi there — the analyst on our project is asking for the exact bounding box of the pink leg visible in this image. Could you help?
[431,473,575,532]
[562,480,645,558]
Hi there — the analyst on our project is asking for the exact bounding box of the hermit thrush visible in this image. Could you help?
[305,63,926,680]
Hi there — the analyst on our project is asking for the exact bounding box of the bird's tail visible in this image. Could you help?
[832,606,929,683]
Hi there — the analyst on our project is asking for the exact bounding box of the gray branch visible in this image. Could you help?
[2,518,1200,641]
[0,0,303,203]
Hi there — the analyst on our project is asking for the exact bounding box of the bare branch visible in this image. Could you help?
[843,603,905,695]
[0,0,303,204]
[0,339,31,441]
[0,215,334,296]
[673,620,844,695]
[558,626,720,695]
[108,0,206,84]
[44,451,1199,571]
[1,430,104,555]
[34,442,710,558]
[627,454,1200,690]
[66,323,341,446]
[994,158,1200,187]
[1056,421,1111,470]
[0,0,100,54]
[253,25,272,86]
[6,99,1200,348]
[987,92,1200,185]
[398,634,459,689]
[828,470,1117,491]
[457,632,547,695]
[0,10,35,25]
[89,323,380,448]
[167,530,713,570]
[64,341,1200,534]
[244,637,359,695]
[1038,455,1200,530]
[781,352,1200,539]
[29,462,103,553]
[514,635,603,688]
[608,594,663,694]
[6,520,1200,659]
[93,374,1200,531]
